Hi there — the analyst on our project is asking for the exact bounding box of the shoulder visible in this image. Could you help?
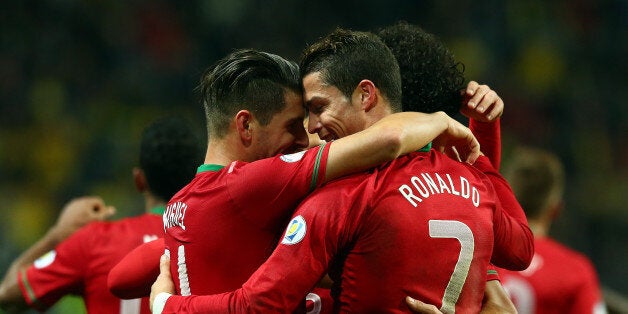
[537,238,597,272]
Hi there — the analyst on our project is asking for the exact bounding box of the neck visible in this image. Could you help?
[363,104,393,129]
[527,220,549,238]
[144,193,165,213]
[204,135,245,166]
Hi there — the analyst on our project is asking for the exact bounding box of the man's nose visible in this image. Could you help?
[294,126,309,150]
[307,113,321,134]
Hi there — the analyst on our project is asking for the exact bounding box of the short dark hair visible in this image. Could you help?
[377,21,465,116]
[199,49,301,139]
[300,28,402,112]
[140,116,202,202]
[503,146,565,219]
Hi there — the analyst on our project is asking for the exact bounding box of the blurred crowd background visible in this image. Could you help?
[1,0,626,312]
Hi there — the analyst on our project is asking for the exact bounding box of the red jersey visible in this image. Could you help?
[163,143,330,296]
[17,211,164,314]
[499,237,607,314]
[160,152,532,313]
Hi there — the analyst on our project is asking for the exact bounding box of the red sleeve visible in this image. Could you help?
[108,238,164,299]
[162,180,351,313]
[469,118,501,170]
[473,156,528,225]
[476,161,533,270]
[17,225,91,310]
[228,143,331,227]
[486,266,500,282]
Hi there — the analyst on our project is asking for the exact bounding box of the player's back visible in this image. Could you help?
[499,237,606,314]
[82,214,163,313]
[332,150,498,313]
[21,212,163,314]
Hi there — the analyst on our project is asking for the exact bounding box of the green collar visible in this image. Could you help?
[149,205,165,215]
[418,142,432,152]
[197,164,225,173]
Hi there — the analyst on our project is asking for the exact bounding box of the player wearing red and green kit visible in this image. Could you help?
[164,143,330,296]
[109,49,482,314]
[156,152,533,313]
[19,210,164,314]
[151,28,534,313]
[1,117,202,314]
[499,237,606,314]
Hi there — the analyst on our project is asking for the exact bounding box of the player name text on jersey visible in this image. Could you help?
[398,172,480,207]
[164,201,187,231]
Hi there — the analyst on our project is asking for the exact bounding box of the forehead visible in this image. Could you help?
[302,72,345,107]
[275,89,305,120]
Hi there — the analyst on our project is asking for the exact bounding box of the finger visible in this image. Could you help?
[406,296,442,314]
[443,146,461,162]
[485,97,504,121]
[476,90,501,114]
[160,254,171,277]
[102,206,116,219]
[465,140,481,164]
[465,81,479,96]
[467,85,490,110]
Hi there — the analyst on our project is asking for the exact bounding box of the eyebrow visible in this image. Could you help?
[304,96,327,108]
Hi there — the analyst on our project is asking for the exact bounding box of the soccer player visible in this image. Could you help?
[107,49,481,308]
[150,28,533,313]
[497,146,607,314]
[377,21,521,313]
[0,116,202,314]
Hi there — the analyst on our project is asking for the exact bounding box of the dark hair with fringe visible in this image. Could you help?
[199,49,301,139]
[300,28,402,112]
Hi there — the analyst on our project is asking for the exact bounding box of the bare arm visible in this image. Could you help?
[480,280,517,314]
[325,111,480,182]
[0,196,114,308]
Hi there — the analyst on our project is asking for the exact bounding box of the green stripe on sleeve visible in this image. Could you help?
[309,142,327,192]
[20,268,38,304]
[487,269,498,275]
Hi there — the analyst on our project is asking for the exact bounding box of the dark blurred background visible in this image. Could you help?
[1,0,626,312]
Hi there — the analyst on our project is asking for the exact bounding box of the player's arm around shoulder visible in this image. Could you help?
[325,111,479,182]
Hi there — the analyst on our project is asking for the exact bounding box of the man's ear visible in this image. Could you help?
[133,167,147,193]
[235,110,253,145]
[354,80,377,112]
[549,200,565,221]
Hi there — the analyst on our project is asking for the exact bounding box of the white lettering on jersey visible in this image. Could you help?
[163,201,187,232]
[398,173,479,208]
[281,215,307,245]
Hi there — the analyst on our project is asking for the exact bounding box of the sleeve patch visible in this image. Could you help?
[281,215,307,245]
[33,250,57,269]
[280,150,307,163]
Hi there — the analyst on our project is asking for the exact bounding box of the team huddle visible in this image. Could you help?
[0,22,606,314]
